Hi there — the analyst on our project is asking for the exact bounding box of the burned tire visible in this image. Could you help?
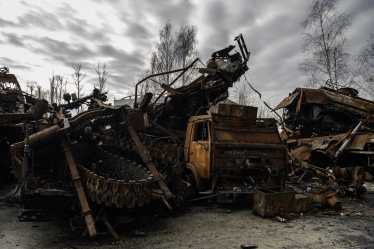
[188,94,205,111]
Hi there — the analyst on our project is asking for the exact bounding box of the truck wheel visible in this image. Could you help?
[188,94,205,111]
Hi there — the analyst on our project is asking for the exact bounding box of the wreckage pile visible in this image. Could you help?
[1,34,373,240]
[2,35,290,237]
[261,86,374,218]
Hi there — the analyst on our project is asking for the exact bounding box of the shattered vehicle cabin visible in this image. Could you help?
[8,35,290,237]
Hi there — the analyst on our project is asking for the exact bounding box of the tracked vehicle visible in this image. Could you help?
[10,35,289,237]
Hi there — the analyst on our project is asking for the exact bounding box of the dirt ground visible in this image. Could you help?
[1,182,374,249]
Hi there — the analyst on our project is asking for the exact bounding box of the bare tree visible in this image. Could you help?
[71,62,86,99]
[42,88,49,101]
[232,82,257,106]
[299,0,354,90]
[150,21,175,85]
[49,73,56,104]
[94,61,109,93]
[26,81,37,96]
[175,23,199,86]
[54,75,67,105]
[36,84,42,99]
[257,102,280,119]
[356,33,374,99]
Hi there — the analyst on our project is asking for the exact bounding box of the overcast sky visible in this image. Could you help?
[1,0,373,107]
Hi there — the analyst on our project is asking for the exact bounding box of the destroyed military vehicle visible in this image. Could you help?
[275,86,374,188]
[275,86,374,138]
[9,35,290,237]
[0,67,49,178]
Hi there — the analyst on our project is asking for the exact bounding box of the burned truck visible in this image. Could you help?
[276,86,374,176]
[182,104,288,202]
[275,87,374,138]
[9,35,289,237]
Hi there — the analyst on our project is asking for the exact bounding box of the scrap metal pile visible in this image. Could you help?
[3,35,293,237]
[0,67,49,178]
[262,86,374,218]
[5,33,373,238]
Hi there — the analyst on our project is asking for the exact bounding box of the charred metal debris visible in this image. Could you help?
[267,86,374,219]
[1,34,373,239]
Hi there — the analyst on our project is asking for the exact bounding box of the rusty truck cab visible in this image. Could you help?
[184,104,290,203]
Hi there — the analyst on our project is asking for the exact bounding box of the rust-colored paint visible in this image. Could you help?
[290,145,311,162]
[303,89,328,104]
[188,120,211,179]
[187,107,289,182]
[299,133,374,152]
[274,92,300,111]
[254,187,312,217]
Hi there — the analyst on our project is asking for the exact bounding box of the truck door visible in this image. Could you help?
[189,120,211,179]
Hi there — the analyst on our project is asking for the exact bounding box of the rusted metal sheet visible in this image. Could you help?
[218,104,258,118]
[276,86,374,140]
[338,87,358,97]
[325,193,342,211]
[254,187,312,217]
[345,134,369,150]
[303,89,328,104]
[29,99,49,119]
[312,186,333,206]
[365,171,373,181]
[274,92,299,110]
[254,187,295,217]
[28,125,60,150]
[290,145,311,162]
[161,84,177,95]
[0,113,35,125]
[294,194,313,214]
[324,90,374,115]
[298,133,374,152]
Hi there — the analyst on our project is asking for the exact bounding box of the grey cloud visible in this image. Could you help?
[3,33,24,47]
[122,19,151,40]
[25,36,96,67]
[98,45,145,66]
[0,17,17,27]
[0,57,33,71]
[66,19,111,42]
[17,10,63,31]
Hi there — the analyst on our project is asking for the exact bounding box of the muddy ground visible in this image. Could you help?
[1,182,374,249]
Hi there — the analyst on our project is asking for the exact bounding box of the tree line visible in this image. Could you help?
[26,61,109,106]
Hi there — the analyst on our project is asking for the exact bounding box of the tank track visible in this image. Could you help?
[102,130,184,165]
[71,146,153,208]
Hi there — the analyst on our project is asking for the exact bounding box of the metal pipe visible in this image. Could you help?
[62,139,97,237]
[335,120,363,158]
[134,58,200,108]
[20,123,30,201]
[134,68,187,108]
